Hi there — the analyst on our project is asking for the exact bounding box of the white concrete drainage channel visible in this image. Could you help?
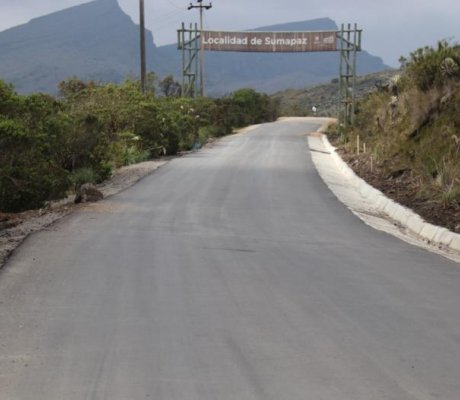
[307,119,460,263]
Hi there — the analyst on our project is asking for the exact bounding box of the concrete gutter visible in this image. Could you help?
[306,118,460,262]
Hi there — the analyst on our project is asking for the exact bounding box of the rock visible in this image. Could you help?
[0,218,19,230]
[379,75,401,96]
[74,183,103,204]
[389,95,399,120]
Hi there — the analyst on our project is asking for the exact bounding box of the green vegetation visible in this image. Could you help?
[0,79,278,213]
[342,41,460,209]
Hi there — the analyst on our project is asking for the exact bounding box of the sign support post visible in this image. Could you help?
[178,23,200,97]
[337,24,362,135]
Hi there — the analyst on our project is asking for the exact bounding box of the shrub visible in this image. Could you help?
[69,168,98,190]
[404,40,460,91]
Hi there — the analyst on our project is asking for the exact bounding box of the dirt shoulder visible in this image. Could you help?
[0,159,168,269]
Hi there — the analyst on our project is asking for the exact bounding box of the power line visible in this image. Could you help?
[164,0,184,10]
[149,9,189,29]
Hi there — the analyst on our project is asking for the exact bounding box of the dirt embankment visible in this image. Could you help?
[329,49,460,234]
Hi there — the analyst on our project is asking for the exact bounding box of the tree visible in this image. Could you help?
[58,78,96,99]
[159,75,182,97]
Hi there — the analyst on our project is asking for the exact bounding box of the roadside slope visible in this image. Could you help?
[333,41,460,233]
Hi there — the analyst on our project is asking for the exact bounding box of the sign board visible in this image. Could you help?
[201,30,337,52]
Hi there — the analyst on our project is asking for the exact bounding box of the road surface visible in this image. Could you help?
[1,119,459,399]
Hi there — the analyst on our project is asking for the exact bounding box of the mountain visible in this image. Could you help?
[0,0,161,93]
[0,0,389,94]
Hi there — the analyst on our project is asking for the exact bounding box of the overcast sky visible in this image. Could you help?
[0,0,459,67]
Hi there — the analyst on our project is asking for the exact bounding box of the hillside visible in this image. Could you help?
[329,41,460,232]
[0,0,388,94]
[273,70,399,116]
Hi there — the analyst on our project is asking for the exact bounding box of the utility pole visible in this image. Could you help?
[139,0,146,93]
[188,0,212,96]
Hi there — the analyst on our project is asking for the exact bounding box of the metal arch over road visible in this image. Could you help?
[1,119,460,399]
[178,24,361,127]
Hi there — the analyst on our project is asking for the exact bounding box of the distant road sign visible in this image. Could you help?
[201,30,337,53]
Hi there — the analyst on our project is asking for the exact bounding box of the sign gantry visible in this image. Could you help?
[177,24,362,128]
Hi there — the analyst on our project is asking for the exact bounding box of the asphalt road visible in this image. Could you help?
[1,119,460,400]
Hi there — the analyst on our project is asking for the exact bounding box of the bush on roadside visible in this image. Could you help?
[400,40,460,92]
